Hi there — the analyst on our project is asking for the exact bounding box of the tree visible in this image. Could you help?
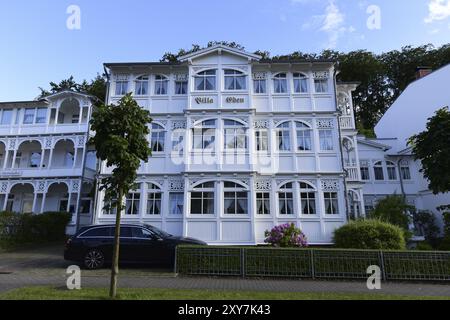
[39,74,107,103]
[369,195,414,230]
[89,93,152,298]
[409,107,450,194]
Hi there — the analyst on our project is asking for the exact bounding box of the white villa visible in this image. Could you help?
[0,45,447,244]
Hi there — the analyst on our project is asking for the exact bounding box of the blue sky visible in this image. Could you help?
[1,0,449,101]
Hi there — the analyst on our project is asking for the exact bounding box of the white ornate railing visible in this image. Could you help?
[346,167,361,182]
[340,116,355,130]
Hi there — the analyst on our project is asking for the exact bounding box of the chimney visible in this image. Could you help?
[416,66,432,79]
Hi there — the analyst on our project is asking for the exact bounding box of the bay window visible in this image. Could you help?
[195,70,216,91]
[190,182,215,215]
[224,182,248,215]
[273,73,288,93]
[293,73,308,93]
[224,69,246,90]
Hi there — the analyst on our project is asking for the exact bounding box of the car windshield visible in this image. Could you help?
[145,224,172,238]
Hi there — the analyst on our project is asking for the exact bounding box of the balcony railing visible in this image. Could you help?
[345,166,361,182]
[340,116,355,130]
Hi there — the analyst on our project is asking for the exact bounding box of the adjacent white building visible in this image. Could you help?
[0,91,97,234]
[95,45,364,245]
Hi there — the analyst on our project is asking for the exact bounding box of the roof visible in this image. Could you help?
[0,99,47,107]
[178,44,262,62]
[357,137,393,151]
[104,61,182,68]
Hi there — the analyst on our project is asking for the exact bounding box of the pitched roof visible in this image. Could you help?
[178,44,262,62]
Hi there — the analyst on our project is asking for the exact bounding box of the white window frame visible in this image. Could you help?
[190,182,215,215]
[293,73,309,93]
[135,75,149,96]
[324,192,339,215]
[276,122,291,151]
[224,120,247,151]
[256,192,271,215]
[224,69,247,91]
[194,70,216,91]
[125,186,141,215]
[150,123,166,153]
[169,192,184,215]
[278,182,294,215]
[296,122,313,151]
[273,73,288,94]
[319,129,334,151]
[146,183,162,215]
[192,120,216,151]
[154,75,169,95]
[386,161,397,181]
[299,182,316,215]
[223,182,248,215]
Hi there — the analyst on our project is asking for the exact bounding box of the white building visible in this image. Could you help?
[0,91,97,233]
[357,65,450,231]
[95,45,365,245]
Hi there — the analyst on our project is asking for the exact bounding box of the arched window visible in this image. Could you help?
[154,75,169,95]
[296,122,312,151]
[195,70,216,91]
[146,183,162,215]
[125,184,141,215]
[224,69,246,90]
[150,123,165,152]
[400,160,411,180]
[224,120,247,150]
[299,182,316,215]
[192,120,216,150]
[374,161,384,181]
[135,75,149,95]
[276,122,291,151]
[278,182,294,215]
[273,73,288,93]
[386,161,397,180]
[224,181,248,215]
[190,182,215,215]
[293,73,308,93]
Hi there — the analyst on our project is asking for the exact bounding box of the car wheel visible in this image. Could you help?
[84,249,105,270]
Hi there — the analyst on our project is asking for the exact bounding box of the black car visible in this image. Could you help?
[64,223,206,269]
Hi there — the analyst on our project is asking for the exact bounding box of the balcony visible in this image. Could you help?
[345,166,361,182]
[340,116,355,130]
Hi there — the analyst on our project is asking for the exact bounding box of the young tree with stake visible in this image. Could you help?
[90,93,152,299]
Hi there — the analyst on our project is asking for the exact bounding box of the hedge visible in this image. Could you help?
[0,211,71,248]
[176,246,450,282]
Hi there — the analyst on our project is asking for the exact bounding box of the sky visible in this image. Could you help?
[1,0,449,101]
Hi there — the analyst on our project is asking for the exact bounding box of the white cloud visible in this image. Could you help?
[425,0,450,23]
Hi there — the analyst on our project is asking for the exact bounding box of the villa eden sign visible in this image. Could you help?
[226,97,244,103]
[195,97,214,104]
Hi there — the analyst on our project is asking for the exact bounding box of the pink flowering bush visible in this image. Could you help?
[264,223,308,248]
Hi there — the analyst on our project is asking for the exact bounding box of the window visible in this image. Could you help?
[273,73,287,93]
[151,123,165,152]
[224,120,247,150]
[253,79,266,94]
[14,152,22,168]
[131,227,153,239]
[256,192,270,215]
[154,75,169,95]
[81,227,113,238]
[29,152,41,168]
[224,182,248,215]
[324,192,339,215]
[195,70,216,91]
[175,80,188,95]
[79,195,91,215]
[125,186,141,215]
[400,160,411,180]
[224,69,246,90]
[23,108,35,124]
[293,73,308,93]
[1,109,13,125]
[279,183,294,215]
[386,161,397,180]
[190,182,215,215]
[296,122,312,151]
[255,130,268,151]
[192,120,216,150]
[276,122,291,151]
[103,195,118,215]
[71,114,80,124]
[135,76,149,95]
[300,183,316,215]
[146,183,162,215]
[172,132,184,153]
[319,130,334,151]
[169,192,184,215]
[360,163,370,181]
[374,161,384,181]
[115,80,128,95]
[314,78,328,93]
[35,108,47,124]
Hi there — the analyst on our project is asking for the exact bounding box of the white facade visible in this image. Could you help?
[95,45,364,245]
[358,64,450,232]
[0,91,97,233]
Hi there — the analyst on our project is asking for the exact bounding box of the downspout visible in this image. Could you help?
[334,64,350,221]
[90,66,111,226]
[397,157,406,200]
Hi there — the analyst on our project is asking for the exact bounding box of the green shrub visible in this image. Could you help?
[412,210,441,248]
[333,219,406,250]
[414,242,434,251]
[369,195,413,230]
[0,211,71,248]
[439,212,450,251]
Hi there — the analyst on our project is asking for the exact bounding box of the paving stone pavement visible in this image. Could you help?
[1,245,450,297]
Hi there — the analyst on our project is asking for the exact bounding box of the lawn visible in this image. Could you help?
[0,286,448,300]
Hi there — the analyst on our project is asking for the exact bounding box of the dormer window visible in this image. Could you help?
[224,69,246,90]
[135,76,149,96]
[293,73,308,93]
[154,75,169,95]
[273,73,288,93]
[195,70,216,91]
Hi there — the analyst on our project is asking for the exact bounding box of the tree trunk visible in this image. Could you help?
[109,189,123,299]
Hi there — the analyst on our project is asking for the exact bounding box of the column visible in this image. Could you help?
[3,149,10,169]
[249,175,256,244]
[40,192,47,213]
[48,146,54,168]
[73,147,79,169]
[32,192,38,213]
[2,193,9,211]
[182,176,189,237]
[40,149,46,169]
[11,149,18,169]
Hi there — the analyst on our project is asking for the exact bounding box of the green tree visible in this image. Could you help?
[369,195,414,230]
[89,93,152,299]
[409,107,450,194]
